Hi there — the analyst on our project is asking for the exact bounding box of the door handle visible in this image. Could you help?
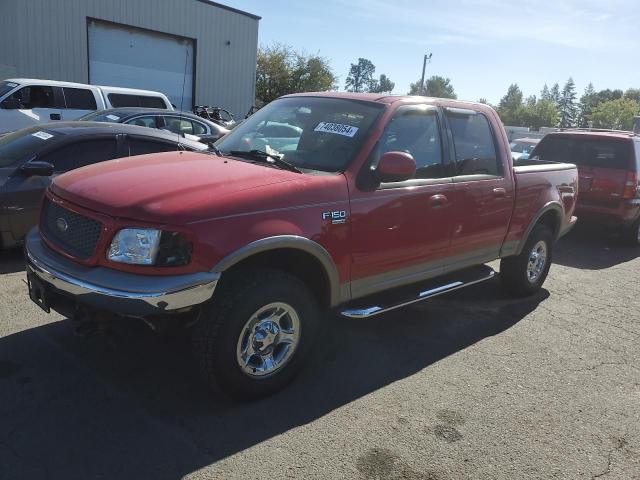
[428,194,449,208]
[50,113,61,120]
[492,187,507,197]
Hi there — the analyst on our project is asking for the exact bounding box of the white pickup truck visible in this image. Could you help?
[0,78,173,134]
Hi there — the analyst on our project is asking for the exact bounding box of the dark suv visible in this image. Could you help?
[531,130,640,245]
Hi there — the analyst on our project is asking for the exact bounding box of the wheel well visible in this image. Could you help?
[219,248,332,309]
[537,209,561,239]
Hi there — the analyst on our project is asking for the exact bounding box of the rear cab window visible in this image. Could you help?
[108,94,167,109]
[445,108,502,177]
[533,135,633,170]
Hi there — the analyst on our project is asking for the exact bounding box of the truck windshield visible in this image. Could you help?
[0,128,60,167]
[216,97,384,172]
[0,81,19,98]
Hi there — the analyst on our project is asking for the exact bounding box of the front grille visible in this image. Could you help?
[41,198,102,259]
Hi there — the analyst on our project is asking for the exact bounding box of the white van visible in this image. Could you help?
[0,79,174,133]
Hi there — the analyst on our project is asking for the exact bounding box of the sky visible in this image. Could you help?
[224,0,640,104]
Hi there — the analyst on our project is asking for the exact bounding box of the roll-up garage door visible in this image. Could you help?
[88,20,194,109]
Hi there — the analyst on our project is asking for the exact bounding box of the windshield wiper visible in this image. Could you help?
[228,149,302,174]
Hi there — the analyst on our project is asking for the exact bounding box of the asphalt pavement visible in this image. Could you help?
[0,225,638,480]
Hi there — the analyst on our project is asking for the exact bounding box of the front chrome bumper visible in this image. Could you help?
[25,228,219,317]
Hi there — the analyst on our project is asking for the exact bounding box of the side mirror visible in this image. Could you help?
[1,98,21,110]
[376,151,416,183]
[20,161,54,177]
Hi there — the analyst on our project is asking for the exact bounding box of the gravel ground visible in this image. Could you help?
[0,225,638,480]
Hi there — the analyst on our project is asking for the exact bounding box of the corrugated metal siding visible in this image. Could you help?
[0,0,258,117]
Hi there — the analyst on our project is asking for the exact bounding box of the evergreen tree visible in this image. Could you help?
[550,83,561,105]
[577,83,597,127]
[558,78,578,128]
[497,84,524,126]
[540,84,552,102]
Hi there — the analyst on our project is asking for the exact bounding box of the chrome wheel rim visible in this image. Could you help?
[527,240,548,284]
[236,302,301,377]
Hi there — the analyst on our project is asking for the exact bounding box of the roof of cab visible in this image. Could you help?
[4,79,168,97]
[282,91,497,113]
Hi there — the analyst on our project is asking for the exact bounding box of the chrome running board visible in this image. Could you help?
[341,265,496,319]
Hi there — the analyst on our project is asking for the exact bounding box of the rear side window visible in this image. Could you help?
[63,88,97,110]
[128,138,177,156]
[40,139,118,172]
[163,118,194,135]
[192,121,207,135]
[108,93,166,109]
[446,109,501,176]
[534,136,633,170]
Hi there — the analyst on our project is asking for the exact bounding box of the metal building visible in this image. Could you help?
[0,0,260,117]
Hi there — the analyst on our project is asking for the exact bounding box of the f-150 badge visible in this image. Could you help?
[322,210,347,224]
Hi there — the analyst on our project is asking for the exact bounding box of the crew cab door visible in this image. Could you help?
[349,105,459,298]
[0,85,63,133]
[444,108,512,259]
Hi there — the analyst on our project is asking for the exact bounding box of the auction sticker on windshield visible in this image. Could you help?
[106,114,120,121]
[32,131,53,140]
[314,122,359,138]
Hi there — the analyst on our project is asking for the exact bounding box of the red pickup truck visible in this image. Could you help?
[24,93,578,399]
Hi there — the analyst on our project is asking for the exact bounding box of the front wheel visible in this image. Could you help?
[500,225,553,297]
[192,268,320,400]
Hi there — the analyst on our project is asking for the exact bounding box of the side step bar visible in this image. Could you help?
[341,265,496,319]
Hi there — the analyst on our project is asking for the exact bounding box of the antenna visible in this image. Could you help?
[177,45,189,151]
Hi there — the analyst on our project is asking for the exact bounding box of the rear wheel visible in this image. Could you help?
[622,219,640,247]
[192,268,320,400]
[500,225,553,297]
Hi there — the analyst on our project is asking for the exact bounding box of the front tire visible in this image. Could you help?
[500,225,553,297]
[193,268,320,400]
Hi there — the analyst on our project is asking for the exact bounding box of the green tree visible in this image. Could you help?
[345,58,376,92]
[256,43,336,104]
[577,83,597,127]
[590,98,640,130]
[624,88,640,103]
[595,89,624,105]
[497,84,524,125]
[369,74,395,93]
[478,97,488,104]
[558,77,578,128]
[541,84,552,102]
[522,99,558,130]
[408,75,457,98]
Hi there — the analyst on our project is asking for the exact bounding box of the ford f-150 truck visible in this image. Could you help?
[24,93,578,399]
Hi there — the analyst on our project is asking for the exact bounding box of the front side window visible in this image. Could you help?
[376,106,447,180]
[446,109,501,176]
[216,97,384,172]
[40,139,118,172]
[63,88,97,110]
[3,86,55,109]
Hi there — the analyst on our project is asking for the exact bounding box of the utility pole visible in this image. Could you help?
[420,53,433,95]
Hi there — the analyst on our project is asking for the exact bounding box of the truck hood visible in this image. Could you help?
[51,151,338,224]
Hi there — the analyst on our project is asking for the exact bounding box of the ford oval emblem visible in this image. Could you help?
[56,217,68,233]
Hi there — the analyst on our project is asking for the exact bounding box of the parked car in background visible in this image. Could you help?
[0,122,207,249]
[510,137,540,161]
[79,108,230,144]
[0,79,173,134]
[25,93,577,399]
[530,130,640,245]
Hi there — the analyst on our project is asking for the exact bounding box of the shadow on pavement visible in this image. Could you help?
[0,278,547,480]
[554,224,638,270]
[0,247,24,274]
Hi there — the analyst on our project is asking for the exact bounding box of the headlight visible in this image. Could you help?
[107,228,161,265]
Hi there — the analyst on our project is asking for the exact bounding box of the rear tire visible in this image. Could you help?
[622,219,640,247]
[192,268,320,400]
[500,225,553,297]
